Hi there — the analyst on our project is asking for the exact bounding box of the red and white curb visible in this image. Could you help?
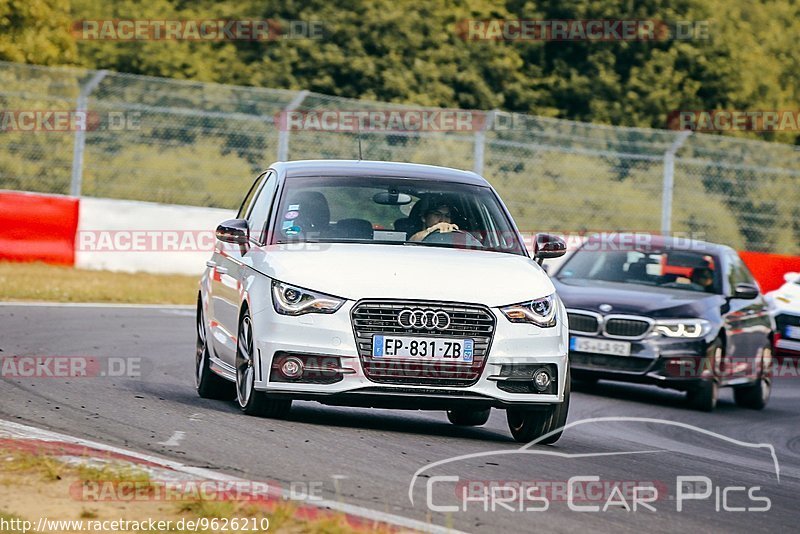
[0,419,463,534]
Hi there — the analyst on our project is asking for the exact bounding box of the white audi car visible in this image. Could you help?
[196,160,569,443]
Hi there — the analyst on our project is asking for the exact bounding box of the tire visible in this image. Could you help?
[447,408,491,426]
[196,301,234,400]
[235,311,292,418]
[733,346,772,410]
[506,369,570,444]
[686,339,722,412]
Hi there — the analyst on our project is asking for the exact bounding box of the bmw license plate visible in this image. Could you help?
[785,325,800,340]
[372,335,473,363]
[570,336,631,356]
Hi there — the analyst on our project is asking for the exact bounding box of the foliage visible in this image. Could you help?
[0,0,76,65]
[2,0,798,252]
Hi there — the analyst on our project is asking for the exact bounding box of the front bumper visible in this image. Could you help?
[569,334,712,390]
[250,300,569,408]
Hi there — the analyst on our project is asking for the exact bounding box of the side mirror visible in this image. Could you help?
[732,282,759,300]
[216,219,249,245]
[534,233,567,265]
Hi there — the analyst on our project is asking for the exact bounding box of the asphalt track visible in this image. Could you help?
[1,303,798,533]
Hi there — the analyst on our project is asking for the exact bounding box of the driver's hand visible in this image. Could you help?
[426,222,459,236]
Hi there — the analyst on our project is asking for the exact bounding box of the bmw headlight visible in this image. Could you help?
[653,319,711,338]
[272,281,344,316]
[500,294,558,328]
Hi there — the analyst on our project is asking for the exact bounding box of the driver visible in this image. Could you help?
[409,203,459,241]
[690,267,715,292]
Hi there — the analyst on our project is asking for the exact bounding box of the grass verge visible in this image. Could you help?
[0,262,197,305]
[0,446,391,533]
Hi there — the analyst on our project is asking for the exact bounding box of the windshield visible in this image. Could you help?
[272,176,526,255]
[557,248,722,294]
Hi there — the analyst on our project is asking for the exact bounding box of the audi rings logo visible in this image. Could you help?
[397,309,451,330]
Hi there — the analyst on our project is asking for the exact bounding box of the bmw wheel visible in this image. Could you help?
[733,346,772,410]
[687,339,722,412]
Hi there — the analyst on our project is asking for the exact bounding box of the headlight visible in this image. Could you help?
[652,319,711,338]
[271,281,344,316]
[500,294,558,327]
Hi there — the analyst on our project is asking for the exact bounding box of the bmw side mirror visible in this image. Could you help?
[534,233,567,265]
[216,219,249,245]
[732,283,759,300]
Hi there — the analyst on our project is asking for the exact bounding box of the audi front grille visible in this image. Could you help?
[351,300,496,386]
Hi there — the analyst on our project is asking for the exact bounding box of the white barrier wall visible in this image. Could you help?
[75,197,235,275]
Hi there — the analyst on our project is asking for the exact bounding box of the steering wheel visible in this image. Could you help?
[422,229,484,248]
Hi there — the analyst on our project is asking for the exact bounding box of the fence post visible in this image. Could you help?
[70,70,108,197]
[277,90,309,162]
[661,130,692,235]
[473,109,496,175]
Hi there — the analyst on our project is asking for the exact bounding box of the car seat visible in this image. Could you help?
[286,191,330,238]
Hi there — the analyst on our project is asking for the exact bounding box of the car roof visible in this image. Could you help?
[269,160,490,187]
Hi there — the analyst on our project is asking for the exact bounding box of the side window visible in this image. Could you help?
[726,252,753,289]
[734,255,758,286]
[246,172,277,244]
[237,172,267,220]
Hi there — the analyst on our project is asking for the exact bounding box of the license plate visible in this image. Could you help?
[570,336,631,356]
[786,325,800,340]
[372,335,473,363]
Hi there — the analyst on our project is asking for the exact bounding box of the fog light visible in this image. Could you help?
[532,368,552,392]
[280,357,304,379]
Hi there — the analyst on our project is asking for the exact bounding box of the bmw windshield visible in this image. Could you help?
[557,248,723,294]
[271,176,527,255]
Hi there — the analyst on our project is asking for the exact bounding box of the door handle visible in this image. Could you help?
[206,260,216,268]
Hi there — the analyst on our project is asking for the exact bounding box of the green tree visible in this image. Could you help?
[0,0,77,64]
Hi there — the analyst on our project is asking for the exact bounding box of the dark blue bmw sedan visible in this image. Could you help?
[551,234,774,411]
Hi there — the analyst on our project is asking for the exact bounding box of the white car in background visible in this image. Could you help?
[195,160,570,443]
[766,272,800,359]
